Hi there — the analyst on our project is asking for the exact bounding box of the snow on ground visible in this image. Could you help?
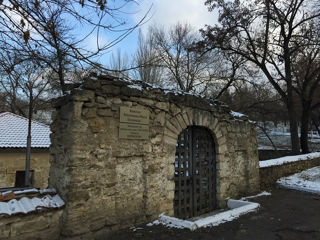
[145,192,271,231]
[146,199,259,231]
[277,166,320,195]
[241,191,271,200]
[258,145,279,150]
[259,152,320,168]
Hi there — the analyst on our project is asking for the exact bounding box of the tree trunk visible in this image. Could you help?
[300,113,310,153]
[287,103,300,154]
[300,102,311,153]
[25,92,33,187]
[282,34,300,154]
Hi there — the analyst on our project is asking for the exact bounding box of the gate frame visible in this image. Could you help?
[174,126,217,219]
[163,109,228,211]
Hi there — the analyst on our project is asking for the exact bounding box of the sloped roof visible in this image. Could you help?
[0,191,64,216]
[0,112,51,148]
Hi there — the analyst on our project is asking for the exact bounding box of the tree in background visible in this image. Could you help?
[0,41,30,116]
[0,56,51,186]
[221,81,287,123]
[0,0,149,187]
[148,23,220,92]
[19,61,51,187]
[132,23,244,98]
[312,109,320,136]
[292,34,320,152]
[108,49,130,79]
[201,0,320,153]
[219,80,289,150]
[202,53,250,99]
[132,30,163,87]
[0,0,149,94]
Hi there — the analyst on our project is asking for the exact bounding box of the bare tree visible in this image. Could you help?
[201,0,320,153]
[149,23,220,92]
[108,48,130,79]
[0,0,150,187]
[0,56,51,186]
[221,81,287,123]
[140,22,245,97]
[0,0,150,93]
[202,52,250,99]
[20,63,50,186]
[292,40,320,152]
[132,30,163,86]
[0,43,29,116]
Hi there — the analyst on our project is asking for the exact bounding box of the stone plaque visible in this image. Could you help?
[119,123,149,139]
[120,107,149,125]
[119,106,149,139]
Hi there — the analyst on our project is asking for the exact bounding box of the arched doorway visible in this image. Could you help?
[174,126,216,219]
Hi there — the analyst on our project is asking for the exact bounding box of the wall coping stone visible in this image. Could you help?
[260,152,320,168]
[54,73,250,122]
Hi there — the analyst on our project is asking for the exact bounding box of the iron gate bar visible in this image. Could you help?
[184,129,188,217]
[188,129,193,218]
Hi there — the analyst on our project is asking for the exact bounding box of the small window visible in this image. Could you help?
[15,170,34,187]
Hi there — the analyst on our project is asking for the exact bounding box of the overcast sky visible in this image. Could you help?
[134,0,218,32]
[92,0,219,63]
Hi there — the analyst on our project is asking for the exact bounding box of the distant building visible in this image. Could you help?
[0,112,50,189]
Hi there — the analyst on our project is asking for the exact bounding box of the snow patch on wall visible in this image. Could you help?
[259,152,320,168]
[230,111,247,118]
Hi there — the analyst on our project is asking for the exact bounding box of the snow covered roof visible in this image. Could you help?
[0,194,64,216]
[0,112,51,148]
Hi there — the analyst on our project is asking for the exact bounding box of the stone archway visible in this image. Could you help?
[174,126,216,219]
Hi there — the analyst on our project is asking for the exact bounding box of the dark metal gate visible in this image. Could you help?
[174,126,216,219]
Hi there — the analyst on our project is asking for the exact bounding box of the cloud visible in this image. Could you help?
[84,33,109,52]
[135,0,218,33]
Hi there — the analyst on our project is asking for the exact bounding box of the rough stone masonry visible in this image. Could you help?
[49,74,260,239]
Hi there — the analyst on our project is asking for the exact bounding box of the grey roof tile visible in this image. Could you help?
[0,112,51,148]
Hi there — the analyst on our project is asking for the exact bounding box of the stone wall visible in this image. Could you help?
[260,157,320,189]
[258,149,294,161]
[0,209,62,240]
[0,149,50,188]
[49,75,260,238]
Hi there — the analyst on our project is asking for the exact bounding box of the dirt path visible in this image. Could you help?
[108,188,320,240]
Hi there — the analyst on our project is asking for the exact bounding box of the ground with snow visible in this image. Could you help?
[277,166,320,195]
[148,199,261,231]
[108,188,320,240]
